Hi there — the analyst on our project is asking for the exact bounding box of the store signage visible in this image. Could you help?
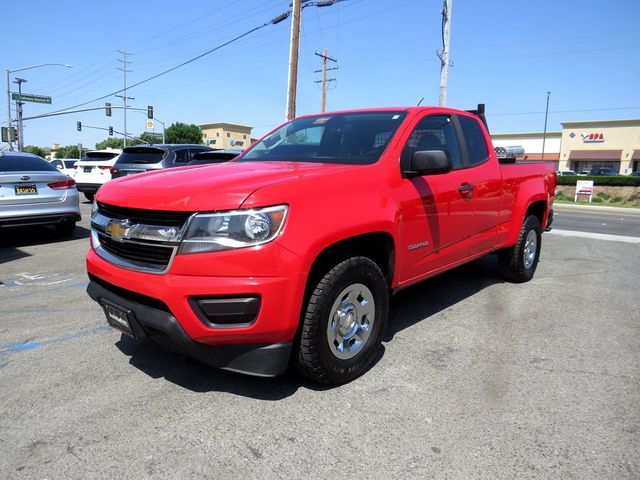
[581,132,604,143]
[574,180,594,202]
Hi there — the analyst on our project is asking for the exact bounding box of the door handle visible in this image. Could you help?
[458,183,474,195]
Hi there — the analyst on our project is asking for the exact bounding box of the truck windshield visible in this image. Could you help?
[239,111,407,165]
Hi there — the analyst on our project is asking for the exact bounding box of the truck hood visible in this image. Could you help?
[96,161,354,211]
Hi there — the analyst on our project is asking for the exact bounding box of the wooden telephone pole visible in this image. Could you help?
[314,49,338,112]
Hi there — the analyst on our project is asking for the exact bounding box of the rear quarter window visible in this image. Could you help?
[458,116,489,166]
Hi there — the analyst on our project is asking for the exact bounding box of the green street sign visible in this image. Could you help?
[11,92,52,104]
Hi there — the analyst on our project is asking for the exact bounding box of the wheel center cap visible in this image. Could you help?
[336,304,357,337]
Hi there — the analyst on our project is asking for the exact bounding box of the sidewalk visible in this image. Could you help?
[553,202,640,216]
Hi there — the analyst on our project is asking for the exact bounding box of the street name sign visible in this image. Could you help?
[11,93,52,104]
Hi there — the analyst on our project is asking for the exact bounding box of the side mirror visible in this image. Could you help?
[55,165,63,170]
[405,150,452,176]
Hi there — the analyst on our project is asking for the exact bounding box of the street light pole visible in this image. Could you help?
[5,63,72,151]
[14,78,27,151]
[541,91,551,162]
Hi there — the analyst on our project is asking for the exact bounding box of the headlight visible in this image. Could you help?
[178,205,288,254]
[91,200,98,218]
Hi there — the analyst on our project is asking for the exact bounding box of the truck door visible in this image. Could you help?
[455,114,502,255]
[398,114,474,280]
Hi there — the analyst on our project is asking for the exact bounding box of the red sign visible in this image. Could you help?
[581,132,604,143]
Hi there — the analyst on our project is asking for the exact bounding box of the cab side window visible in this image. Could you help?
[400,115,462,172]
[174,149,190,163]
[458,115,489,166]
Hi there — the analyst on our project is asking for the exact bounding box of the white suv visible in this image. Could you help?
[72,149,121,201]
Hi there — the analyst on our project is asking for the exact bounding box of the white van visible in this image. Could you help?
[72,149,121,201]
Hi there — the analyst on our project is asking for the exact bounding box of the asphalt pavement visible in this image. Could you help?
[552,204,640,237]
[0,201,638,479]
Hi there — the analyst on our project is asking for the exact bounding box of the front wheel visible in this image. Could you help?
[498,215,542,283]
[297,257,389,385]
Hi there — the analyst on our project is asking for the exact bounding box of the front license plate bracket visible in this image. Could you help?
[101,299,136,338]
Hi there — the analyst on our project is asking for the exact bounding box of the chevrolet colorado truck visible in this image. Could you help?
[86,105,556,385]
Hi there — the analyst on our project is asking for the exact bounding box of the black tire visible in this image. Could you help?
[297,257,389,385]
[55,221,76,236]
[498,215,542,283]
[84,193,95,202]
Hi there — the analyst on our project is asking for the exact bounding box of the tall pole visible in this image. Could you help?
[314,49,338,113]
[285,0,302,121]
[541,91,551,162]
[14,78,26,151]
[5,69,12,150]
[116,50,134,147]
[438,0,453,106]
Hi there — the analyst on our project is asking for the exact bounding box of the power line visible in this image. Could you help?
[40,13,289,117]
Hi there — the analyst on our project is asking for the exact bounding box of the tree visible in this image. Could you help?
[55,145,83,159]
[138,132,162,144]
[165,122,202,144]
[23,145,46,157]
[95,138,126,150]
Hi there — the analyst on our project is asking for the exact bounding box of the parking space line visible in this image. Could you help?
[0,325,111,357]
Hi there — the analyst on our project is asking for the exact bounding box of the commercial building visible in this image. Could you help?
[491,132,562,170]
[199,122,252,149]
[492,118,640,174]
[558,119,640,175]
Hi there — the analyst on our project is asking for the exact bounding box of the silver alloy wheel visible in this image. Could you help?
[523,229,538,269]
[326,283,375,360]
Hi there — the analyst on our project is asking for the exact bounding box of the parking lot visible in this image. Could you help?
[1,200,638,479]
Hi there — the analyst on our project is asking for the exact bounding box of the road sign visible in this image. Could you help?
[575,180,594,202]
[146,120,154,129]
[11,92,52,104]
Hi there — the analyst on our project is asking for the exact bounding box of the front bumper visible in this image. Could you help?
[87,278,292,377]
[0,212,81,228]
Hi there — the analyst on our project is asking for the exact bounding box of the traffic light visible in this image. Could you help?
[11,127,17,141]
[105,102,112,117]
[108,126,113,136]
[77,121,82,131]
[147,105,153,119]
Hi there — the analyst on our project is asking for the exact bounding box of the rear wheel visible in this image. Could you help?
[84,193,95,202]
[297,256,389,385]
[498,215,542,282]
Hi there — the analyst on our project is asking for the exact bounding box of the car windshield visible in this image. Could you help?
[239,111,407,165]
[116,147,166,164]
[0,155,57,172]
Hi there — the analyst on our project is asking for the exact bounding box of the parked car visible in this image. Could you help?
[587,167,618,176]
[188,149,242,166]
[87,105,556,385]
[556,170,577,176]
[0,152,80,235]
[50,158,77,176]
[110,144,214,178]
[72,149,121,201]
[631,171,640,176]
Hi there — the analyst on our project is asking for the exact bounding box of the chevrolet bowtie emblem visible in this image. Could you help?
[105,219,131,242]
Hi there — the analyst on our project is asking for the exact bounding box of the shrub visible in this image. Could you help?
[556,175,640,186]
[596,191,611,200]
[610,196,624,204]
[591,197,604,203]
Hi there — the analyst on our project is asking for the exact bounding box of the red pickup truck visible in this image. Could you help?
[86,106,556,385]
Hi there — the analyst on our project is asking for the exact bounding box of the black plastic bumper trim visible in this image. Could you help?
[76,183,102,194]
[86,279,291,377]
[189,296,261,327]
[0,213,81,228]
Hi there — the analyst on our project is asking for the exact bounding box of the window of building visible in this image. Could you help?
[227,132,230,138]
[216,132,220,137]
[243,134,247,139]
[203,133,207,139]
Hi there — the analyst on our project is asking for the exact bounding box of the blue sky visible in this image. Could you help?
[4,0,640,149]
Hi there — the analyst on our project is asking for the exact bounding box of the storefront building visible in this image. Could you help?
[558,119,640,174]
[199,122,253,149]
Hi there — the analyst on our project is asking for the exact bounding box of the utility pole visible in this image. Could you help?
[14,78,27,151]
[116,50,134,147]
[285,0,302,121]
[437,0,453,106]
[541,91,551,162]
[5,70,12,150]
[314,49,338,112]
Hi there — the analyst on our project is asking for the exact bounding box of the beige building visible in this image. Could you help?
[199,122,252,149]
[558,119,640,174]
[491,132,562,170]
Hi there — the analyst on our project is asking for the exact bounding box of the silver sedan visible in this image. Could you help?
[0,152,81,235]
